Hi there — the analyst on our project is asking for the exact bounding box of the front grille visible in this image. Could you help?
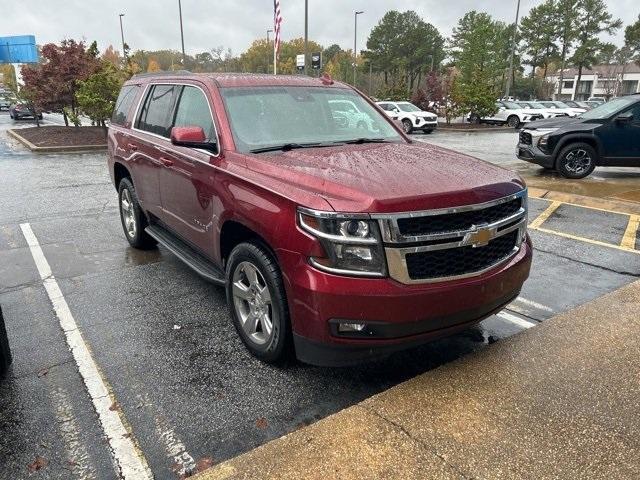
[405,231,519,280]
[397,198,522,237]
[519,131,532,145]
[530,114,543,121]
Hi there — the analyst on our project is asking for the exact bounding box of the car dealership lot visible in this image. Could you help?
[1,115,639,478]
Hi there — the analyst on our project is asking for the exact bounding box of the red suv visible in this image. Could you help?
[107,73,532,366]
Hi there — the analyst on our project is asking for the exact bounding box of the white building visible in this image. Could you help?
[546,63,640,101]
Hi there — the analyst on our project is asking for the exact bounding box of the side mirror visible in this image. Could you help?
[393,108,400,113]
[170,126,216,151]
[614,112,633,125]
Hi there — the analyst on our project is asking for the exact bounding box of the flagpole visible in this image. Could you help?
[273,42,277,75]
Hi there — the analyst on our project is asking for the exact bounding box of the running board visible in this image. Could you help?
[145,225,226,285]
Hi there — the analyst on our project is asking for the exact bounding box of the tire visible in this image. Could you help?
[226,242,291,364]
[402,119,413,134]
[556,142,597,179]
[0,306,12,376]
[118,177,157,249]
[507,115,521,129]
[469,114,480,124]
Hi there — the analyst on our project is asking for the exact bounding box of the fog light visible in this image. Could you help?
[338,322,366,333]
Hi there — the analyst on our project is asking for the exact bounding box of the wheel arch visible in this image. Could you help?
[553,135,603,165]
[219,220,276,268]
[113,161,132,191]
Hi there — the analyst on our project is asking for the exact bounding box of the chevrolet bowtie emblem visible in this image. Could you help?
[465,226,495,247]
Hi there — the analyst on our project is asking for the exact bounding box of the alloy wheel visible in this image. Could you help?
[120,188,137,239]
[231,261,276,346]
[564,149,592,175]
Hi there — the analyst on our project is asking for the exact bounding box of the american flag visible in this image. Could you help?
[273,0,282,57]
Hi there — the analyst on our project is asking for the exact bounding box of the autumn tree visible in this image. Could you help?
[21,39,100,126]
[101,45,122,67]
[147,58,161,72]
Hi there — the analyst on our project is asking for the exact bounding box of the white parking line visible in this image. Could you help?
[20,223,153,480]
[515,296,553,313]
[497,311,537,329]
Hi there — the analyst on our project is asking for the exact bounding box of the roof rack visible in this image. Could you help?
[131,70,192,79]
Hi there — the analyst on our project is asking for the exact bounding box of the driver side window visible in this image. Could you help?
[172,86,216,142]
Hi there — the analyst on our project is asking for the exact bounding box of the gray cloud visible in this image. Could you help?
[2,1,637,57]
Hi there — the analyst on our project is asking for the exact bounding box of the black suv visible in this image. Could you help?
[517,94,640,178]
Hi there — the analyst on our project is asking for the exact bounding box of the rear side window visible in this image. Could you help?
[111,85,139,126]
[173,86,216,142]
[136,85,178,137]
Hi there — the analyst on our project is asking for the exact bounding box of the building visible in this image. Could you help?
[546,63,640,101]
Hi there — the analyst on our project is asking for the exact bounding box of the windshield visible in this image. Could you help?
[397,102,422,112]
[528,102,546,109]
[553,101,570,108]
[503,102,522,110]
[220,86,403,153]
[579,96,637,120]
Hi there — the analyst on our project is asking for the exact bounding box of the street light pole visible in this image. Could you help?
[178,0,186,67]
[505,0,521,99]
[118,14,127,63]
[304,0,308,76]
[353,11,364,86]
[267,29,273,43]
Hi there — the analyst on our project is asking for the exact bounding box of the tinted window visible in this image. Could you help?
[136,85,178,137]
[173,86,216,142]
[111,85,139,126]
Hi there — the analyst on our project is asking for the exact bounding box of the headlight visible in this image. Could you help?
[298,208,386,276]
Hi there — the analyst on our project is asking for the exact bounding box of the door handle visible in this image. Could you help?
[127,143,138,151]
[160,157,174,167]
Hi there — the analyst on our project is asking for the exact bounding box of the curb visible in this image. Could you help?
[7,129,107,153]
[528,187,640,216]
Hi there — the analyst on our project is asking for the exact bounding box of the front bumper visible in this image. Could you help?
[516,142,555,168]
[278,236,532,366]
[414,118,438,129]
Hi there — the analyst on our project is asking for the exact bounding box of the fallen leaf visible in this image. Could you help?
[66,460,78,467]
[37,368,49,378]
[109,402,119,411]
[27,456,48,473]
[195,457,214,472]
[255,417,268,429]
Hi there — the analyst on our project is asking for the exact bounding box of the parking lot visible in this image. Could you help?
[1,115,639,478]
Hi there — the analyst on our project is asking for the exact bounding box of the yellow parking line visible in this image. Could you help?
[621,215,639,250]
[529,201,561,229]
[531,226,640,255]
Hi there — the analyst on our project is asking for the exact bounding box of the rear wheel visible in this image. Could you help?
[507,115,521,129]
[118,178,157,249]
[402,119,413,134]
[556,143,597,179]
[226,242,291,364]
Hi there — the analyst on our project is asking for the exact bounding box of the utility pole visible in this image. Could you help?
[118,14,127,63]
[304,0,308,75]
[178,0,186,66]
[504,0,521,99]
[353,11,364,86]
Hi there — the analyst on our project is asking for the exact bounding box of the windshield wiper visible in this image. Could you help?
[340,138,391,145]
[250,142,323,154]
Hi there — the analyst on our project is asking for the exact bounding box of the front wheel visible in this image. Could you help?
[226,242,291,364]
[402,119,413,134]
[507,115,521,129]
[556,143,597,179]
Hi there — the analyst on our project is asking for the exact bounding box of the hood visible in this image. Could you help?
[525,116,584,129]
[243,142,524,213]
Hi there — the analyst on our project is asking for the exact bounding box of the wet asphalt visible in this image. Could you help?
[1,114,639,479]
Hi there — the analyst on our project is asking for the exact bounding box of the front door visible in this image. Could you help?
[598,103,640,165]
[159,84,219,258]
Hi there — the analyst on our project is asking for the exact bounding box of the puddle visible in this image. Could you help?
[124,247,162,267]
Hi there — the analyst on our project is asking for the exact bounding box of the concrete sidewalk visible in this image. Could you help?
[196,281,640,480]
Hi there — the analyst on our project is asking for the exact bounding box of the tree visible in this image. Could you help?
[626,15,640,65]
[366,11,444,90]
[0,64,17,92]
[21,39,100,126]
[519,1,559,78]
[323,44,342,64]
[76,62,123,128]
[101,45,121,67]
[147,58,161,72]
[570,0,621,86]
[555,0,580,96]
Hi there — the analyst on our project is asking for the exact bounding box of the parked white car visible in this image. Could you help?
[469,101,545,129]
[376,101,438,134]
[328,99,376,132]
[517,102,569,119]
[538,101,586,117]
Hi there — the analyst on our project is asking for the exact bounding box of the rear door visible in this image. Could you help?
[598,102,640,165]
[158,83,219,257]
[132,84,181,219]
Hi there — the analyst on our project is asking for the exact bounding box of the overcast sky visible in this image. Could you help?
[2,0,637,57]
